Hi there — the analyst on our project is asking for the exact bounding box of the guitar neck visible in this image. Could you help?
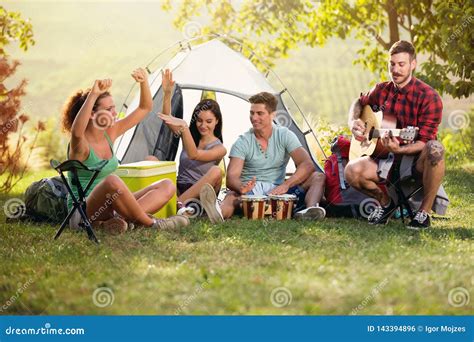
[372,128,403,139]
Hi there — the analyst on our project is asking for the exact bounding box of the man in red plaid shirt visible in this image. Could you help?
[345,40,445,229]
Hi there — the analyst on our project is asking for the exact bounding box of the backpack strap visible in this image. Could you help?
[336,151,347,190]
[350,204,358,218]
[44,178,63,197]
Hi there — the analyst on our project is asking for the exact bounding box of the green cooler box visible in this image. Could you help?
[115,161,177,218]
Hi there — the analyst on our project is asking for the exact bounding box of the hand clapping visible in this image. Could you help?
[162,69,175,93]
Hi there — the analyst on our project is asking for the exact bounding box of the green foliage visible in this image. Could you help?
[439,107,474,165]
[33,117,68,169]
[417,1,473,98]
[162,0,473,98]
[0,5,35,56]
[309,117,350,161]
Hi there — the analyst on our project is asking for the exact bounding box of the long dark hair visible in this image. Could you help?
[189,99,223,147]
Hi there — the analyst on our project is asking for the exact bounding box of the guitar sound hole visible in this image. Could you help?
[368,127,375,140]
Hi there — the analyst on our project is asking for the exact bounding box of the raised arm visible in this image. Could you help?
[107,68,152,140]
[161,69,175,116]
[70,79,111,159]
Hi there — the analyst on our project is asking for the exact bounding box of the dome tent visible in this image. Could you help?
[114,35,325,173]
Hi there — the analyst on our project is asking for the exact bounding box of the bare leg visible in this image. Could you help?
[300,171,326,207]
[345,156,390,206]
[179,166,222,203]
[132,179,176,214]
[86,175,154,226]
[415,140,445,212]
[220,191,240,219]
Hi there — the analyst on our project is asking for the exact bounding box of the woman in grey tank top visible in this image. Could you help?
[159,70,227,210]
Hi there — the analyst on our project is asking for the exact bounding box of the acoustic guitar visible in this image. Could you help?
[349,105,418,160]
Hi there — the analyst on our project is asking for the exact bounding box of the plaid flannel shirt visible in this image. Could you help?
[359,77,443,143]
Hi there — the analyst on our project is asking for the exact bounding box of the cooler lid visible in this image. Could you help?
[116,161,176,177]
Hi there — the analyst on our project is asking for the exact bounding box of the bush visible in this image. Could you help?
[0,56,45,192]
[439,107,474,165]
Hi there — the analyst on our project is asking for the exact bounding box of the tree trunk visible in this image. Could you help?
[386,0,400,47]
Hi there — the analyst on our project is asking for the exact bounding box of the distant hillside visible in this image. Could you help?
[5,1,472,130]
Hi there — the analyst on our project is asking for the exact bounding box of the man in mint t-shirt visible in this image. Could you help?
[199,92,326,222]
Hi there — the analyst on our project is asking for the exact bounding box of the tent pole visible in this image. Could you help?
[118,34,328,163]
[278,88,327,159]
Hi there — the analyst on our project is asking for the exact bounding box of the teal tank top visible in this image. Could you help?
[66,132,119,209]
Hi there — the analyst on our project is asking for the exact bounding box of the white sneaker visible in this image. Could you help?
[177,206,196,217]
[199,183,224,223]
[294,205,326,220]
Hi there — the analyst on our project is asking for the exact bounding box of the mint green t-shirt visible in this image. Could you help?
[229,124,302,185]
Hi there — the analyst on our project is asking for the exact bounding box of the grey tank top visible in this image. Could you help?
[177,139,222,184]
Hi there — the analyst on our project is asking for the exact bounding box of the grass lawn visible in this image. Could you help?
[0,165,473,315]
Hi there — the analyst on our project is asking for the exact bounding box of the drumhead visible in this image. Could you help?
[268,194,297,200]
[241,195,268,201]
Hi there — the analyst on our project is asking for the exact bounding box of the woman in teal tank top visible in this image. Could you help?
[61,68,189,232]
[66,132,119,210]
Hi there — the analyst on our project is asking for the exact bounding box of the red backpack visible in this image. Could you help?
[324,135,382,217]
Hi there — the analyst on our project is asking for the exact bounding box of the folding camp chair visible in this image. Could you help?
[387,160,423,225]
[50,159,108,244]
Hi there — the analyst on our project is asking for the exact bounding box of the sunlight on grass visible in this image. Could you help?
[0,165,473,315]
